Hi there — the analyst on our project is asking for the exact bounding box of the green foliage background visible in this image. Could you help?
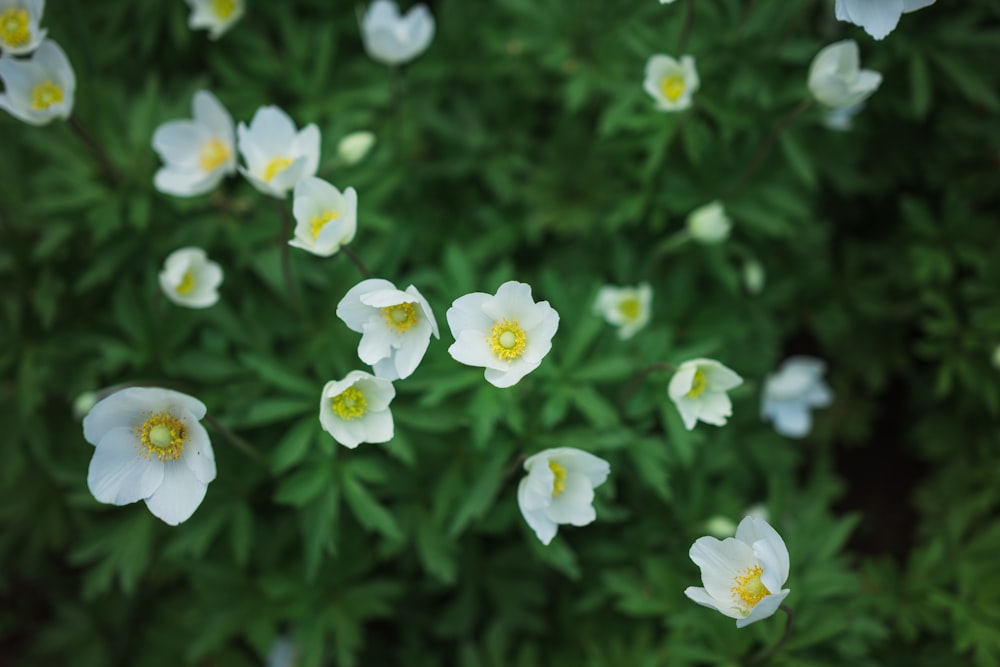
[2,0,1000,665]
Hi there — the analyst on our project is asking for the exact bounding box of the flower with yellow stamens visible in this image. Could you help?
[289,177,358,257]
[158,247,223,309]
[237,105,320,198]
[319,371,395,448]
[185,0,244,40]
[593,283,652,340]
[643,53,698,112]
[668,358,743,430]
[516,447,610,545]
[152,90,237,197]
[0,0,46,55]
[0,38,74,125]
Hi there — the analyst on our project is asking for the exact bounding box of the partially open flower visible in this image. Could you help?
[0,38,73,125]
[643,54,699,112]
[158,247,223,309]
[289,177,358,257]
[687,201,732,244]
[0,0,46,55]
[237,105,320,198]
[761,356,832,438]
[360,0,435,66]
[319,371,395,448]
[668,358,743,430]
[808,40,881,109]
[152,90,236,197]
[593,283,652,340]
[185,0,245,40]
[835,0,935,40]
[517,447,610,545]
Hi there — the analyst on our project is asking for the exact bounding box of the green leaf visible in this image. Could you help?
[341,474,403,541]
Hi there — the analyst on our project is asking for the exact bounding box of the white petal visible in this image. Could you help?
[446,292,495,335]
[736,517,790,586]
[484,360,537,388]
[192,90,234,142]
[360,410,394,443]
[517,478,559,545]
[181,420,216,484]
[292,124,321,178]
[544,475,596,525]
[152,121,205,168]
[684,586,742,619]
[690,536,756,604]
[143,461,209,525]
[847,0,904,39]
[337,278,394,332]
[769,401,812,438]
[736,589,790,628]
[87,427,164,505]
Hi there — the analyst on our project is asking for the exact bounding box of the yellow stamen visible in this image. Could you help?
[310,210,340,239]
[381,303,418,333]
[549,461,567,497]
[199,138,230,171]
[211,0,237,19]
[30,81,63,111]
[134,412,188,461]
[731,565,771,609]
[263,156,293,182]
[617,296,640,320]
[332,386,367,420]
[176,271,196,295]
[660,73,686,102]
[488,319,526,361]
[687,369,707,398]
[0,8,30,48]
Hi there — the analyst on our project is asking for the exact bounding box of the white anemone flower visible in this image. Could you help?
[319,371,395,448]
[446,281,559,388]
[336,278,439,381]
[237,105,320,198]
[185,0,245,40]
[687,201,732,244]
[360,0,434,66]
[83,387,217,526]
[643,54,698,112]
[152,90,236,197]
[0,38,73,125]
[808,40,882,109]
[289,177,358,257]
[337,131,376,165]
[0,0,46,55]
[761,356,832,438]
[835,0,934,40]
[158,247,223,309]
[669,358,743,430]
[593,283,652,340]
[516,447,610,545]
[685,516,791,628]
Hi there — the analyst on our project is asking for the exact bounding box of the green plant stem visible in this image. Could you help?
[203,413,263,463]
[340,246,372,279]
[619,362,679,408]
[723,99,813,199]
[67,116,120,183]
[749,604,794,665]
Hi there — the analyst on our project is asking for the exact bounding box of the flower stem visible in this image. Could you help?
[723,99,813,198]
[749,604,794,664]
[340,246,372,279]
[203,413,263,463]
[67,116,121,183]
[619,362,678,408]
[276,200,301,312]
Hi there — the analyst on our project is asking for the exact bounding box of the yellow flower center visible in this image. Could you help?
[31,81,63,111]
[199,138,230,171]
[381,303,419,333]
[687,369,707,398]
[134,412,188,461]
[660,73,686,102]
[0,8,30,48]
[176,271,196,295]
[488,319,526,361]
[310,210,340,239]
[211,0,237,19]
[617,296,640,321]
[263,156,293,182]
[332,386,367,420]
[549,460,567,497]
[731,565,771,609]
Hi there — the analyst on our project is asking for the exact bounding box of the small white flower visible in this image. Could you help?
[685,516,791,628]
[266,637,298,667]
[72,390,99,420]
[152,90,236,197]
[289,177,358,257]
[687,201,732,244]
[516,447,610,545]
[337,130,376,165]
[668,358,743,430]
[992,344,1000,371]
[643,54,698,112]
[835,0,934,40]
[822,101,865,131]
[361,0,435,66]
[336,278,439,381]
[319,371,395,448]
[742,259,765,295]
[0,0,46,55]
[185,0,244,40]
[446,281,559,388]
[158,247,223,309]
[0,38,73,125]
[593,283,652,340]
[237,105,320,198]
[761,356,832,438]
[705,515,737,538]
[808,40,882,109]
[83,387,217,526]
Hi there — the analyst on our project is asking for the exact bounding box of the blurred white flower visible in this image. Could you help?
[337,131,376,165]
[266,637,298,667]
[446,281,559,388]
[742,259,765,295]
[593,283,652,340]
[823,101,865,131]
[808,40,881,109]
[185,0,244,40]
[152,90,236,197]
[761,356,832,438]
[83,387,216,525]
[705,515,737,538]
[0,38,73,125]
[361,0,434,66]
[237,105,320,198]
[687,201,731,244]
[158,247,223,309]
[517,447,610,545]
[744,503,770,523]
[319,371,395,448]
[992,344,1000,371]
[659,0,678,3]
[336,278,439,381]
[835,0,934,40]
[685,516,791,627]
[669,358,743,430]
[0,0,46,55]
[289,177,358,257]
[643,54,698,112]
[72,391,98,421]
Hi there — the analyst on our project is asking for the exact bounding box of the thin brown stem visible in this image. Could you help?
[203,413,263,463]
[748,604,794,665]
[340,246,372,279]
[723,99,813,199]
[619,362,678,408]
[67,116,120,183]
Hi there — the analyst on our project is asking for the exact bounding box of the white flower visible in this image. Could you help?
[992,344,1000,371]
[516,447,610,545]
[336,278,439,381]
[185,0,244,40]
[668,358,743,430]
[808,40,882,109]
[266,637,298,667]
[446,281,559,388]
[337,130,376,165]
[705,515,737,538]
[687,201,732,244]
[289,177,358,257]
[319,371,395,448]
[0,0,46,55]
[83,387,217,526]
[593,283,652,340]
[643,54,698,112]
[158,247,223,309]
[685,516,791,627]
[0,38,73,125]
[152,90,236,197]
[237,105,320,198]
[822,101,865,131]
[361,0,434,66]
[835,0,934,40]
[742,259,765,295]
[659,0,677,3]
[761,356,832,438]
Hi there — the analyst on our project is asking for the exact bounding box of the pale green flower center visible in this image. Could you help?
[489,319,526,361]
[731,565,771,609]
[660,73,686,102]
[31,81,63,111]
[176,271,196,295]
[212,0,237,19]
[263,156,292,182]
[135,413,187,461]
[381,303,418,333]
[687,369,707,398]
[549,461,567,497]
[617,296,640,321]
[332,386,367,420]
[0,8,30,48]
[310,210,340,239]
[199,138,230,171]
